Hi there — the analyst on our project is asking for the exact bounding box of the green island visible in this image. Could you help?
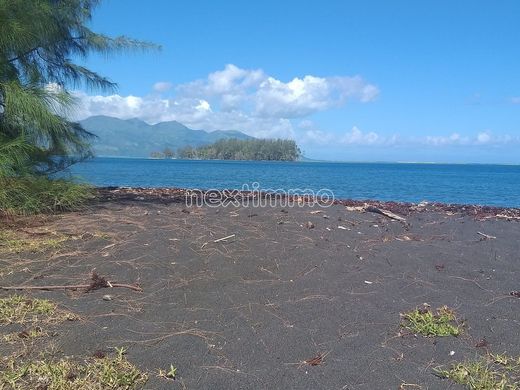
[150,138,302,161]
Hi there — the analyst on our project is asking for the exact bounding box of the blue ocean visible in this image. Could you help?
[68,157,520,207]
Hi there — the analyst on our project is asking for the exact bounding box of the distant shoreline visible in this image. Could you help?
[91,156,520,166]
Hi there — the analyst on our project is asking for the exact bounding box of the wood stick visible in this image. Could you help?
[201,234,236,249]
[477,231,496,240]
[213,234,235,243]
[1,283,142,292]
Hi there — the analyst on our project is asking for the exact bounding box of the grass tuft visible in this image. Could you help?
[0,350,148,389]
[0,229,68,253]
[400,305,461,337]
[436,353,520,389]
[3,326,47,343]
[0,295,77,325]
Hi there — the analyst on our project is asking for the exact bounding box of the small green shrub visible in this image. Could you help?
[0,351,148,389]
[401,305,461,337]
[436,353,520,389]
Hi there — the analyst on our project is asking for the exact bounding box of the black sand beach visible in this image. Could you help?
[1,189,520,389]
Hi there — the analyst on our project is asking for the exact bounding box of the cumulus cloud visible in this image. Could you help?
[177,64,378,117]
[73,92,210,125]
[72,64,379,139]
[71,65,517,149]
[254,75,378,117]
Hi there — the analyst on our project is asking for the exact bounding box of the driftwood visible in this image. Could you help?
[345,203,407,223]
[0,272,142,292]
[365,206,407,223]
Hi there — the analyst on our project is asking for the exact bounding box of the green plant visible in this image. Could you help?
[400,305,461,337]
[0,295,76,325]
[167,364,177,379]
[158,364,177,380]
[0,229,68,253]
[435,353,520,389]
[0,352,148,389]
[114,347,127,360]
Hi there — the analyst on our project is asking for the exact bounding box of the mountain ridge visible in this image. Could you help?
[80,115,253,157]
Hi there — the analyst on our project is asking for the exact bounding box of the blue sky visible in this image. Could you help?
[77,0,520,163]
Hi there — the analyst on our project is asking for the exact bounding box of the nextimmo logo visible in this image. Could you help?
[185,182,335,208]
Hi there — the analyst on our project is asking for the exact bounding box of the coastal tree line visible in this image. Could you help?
[151,138,302,161]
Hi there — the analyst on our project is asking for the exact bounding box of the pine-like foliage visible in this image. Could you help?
[0,0,158,214]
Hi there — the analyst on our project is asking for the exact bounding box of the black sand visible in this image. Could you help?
[1,189,520,389]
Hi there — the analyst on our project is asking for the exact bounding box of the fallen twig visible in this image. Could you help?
[477,231,496,240]
[201,234,236,248]
[0,271,142,292]
[213,234,235,243]
[302,351,331,367]
[0,283,142,292]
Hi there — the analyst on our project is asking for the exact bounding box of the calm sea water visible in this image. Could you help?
[67,157,520,207]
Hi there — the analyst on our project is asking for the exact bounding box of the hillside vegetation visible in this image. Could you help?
[81,116,252,157]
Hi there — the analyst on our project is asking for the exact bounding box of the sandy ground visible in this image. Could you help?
[1,190,520,389]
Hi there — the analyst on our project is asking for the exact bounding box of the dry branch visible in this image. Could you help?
[0,283,142,292]
[0,271,142,292]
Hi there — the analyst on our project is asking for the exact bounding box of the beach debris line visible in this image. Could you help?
[0,271,142,292]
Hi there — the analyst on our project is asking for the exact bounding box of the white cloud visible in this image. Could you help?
[177,64,378,117]
[254,75,378,117]
[422,131,520,147]
[425,133,470,146]
[341,126,381,145]
[73,92,212,125]
[476,132,491,144]
[153,81,173,92]
[302,127,519,148]
[73,64,378,139]
[71,65,517,149]
[511,96,520,104]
